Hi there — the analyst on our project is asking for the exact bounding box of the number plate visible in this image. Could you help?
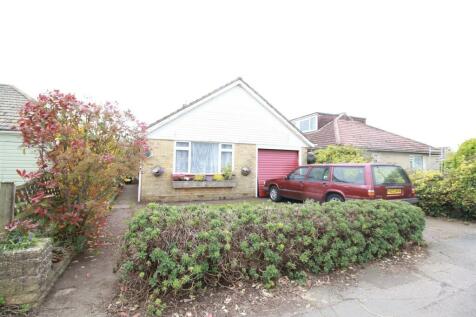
[387,188,402,196]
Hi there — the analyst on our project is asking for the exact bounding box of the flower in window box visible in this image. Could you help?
[222,165,233,180]
[172,174,186,181]
[205,175,213,182]
[212,174,225,181]
[194,174,205,181]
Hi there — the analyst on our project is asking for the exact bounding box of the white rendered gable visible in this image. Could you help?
[148,83,310,149]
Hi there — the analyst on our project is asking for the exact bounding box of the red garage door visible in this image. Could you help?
[257,149,299,197]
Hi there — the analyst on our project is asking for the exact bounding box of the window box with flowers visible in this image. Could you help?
[171,141,236,188]
[171,173,236,188]
[171,180,236,189]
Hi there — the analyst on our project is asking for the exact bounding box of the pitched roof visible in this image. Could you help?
[292,111,367,123]
[307,113,439,154]
[0,84,32,131]
[148,77,313,146]
[291,111,367,131]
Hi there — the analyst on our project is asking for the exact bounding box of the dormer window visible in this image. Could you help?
[293,115,317,133]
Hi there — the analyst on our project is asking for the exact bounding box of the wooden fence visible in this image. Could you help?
[0,177,60,231]
[0,182,15,230]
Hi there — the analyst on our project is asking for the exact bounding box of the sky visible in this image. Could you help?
[1,1,475,150]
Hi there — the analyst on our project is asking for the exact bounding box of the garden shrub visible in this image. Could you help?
[447,160,476,218]
[444,138,476,170]
[412,168,476,219]
[411,138,476,220]
[314,145,370,163]
[119,200,424,305]
[0,220,38,252]
[411,171,451,217]
[16,91,147,251]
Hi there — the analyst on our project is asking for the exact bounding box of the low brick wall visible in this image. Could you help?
[0,238,52,305]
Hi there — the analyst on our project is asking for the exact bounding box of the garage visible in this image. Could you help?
[257,149,299,197]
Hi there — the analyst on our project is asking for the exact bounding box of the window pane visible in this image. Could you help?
[308,167,329,181]
[299,119,310,132]
[310,116,317,130]
[373,166,410,185]
[221,144,232,150]
[175,150,189,173]
[416,156,423,169]
[176,142,189,148]
[332,167,365,185]
[191,142,218,173]
[289,167,309,180]
[410,155,423,170]
[221,152,232,170]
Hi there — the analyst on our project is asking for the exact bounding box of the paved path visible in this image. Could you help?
[35,185,138,317]
[287,217,476,317]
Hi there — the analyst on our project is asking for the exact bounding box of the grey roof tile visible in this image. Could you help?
[0,84,32,130]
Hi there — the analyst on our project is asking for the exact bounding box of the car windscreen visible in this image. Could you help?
[372,165,410,185]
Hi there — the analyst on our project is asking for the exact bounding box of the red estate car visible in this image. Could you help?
[263,163,418,203]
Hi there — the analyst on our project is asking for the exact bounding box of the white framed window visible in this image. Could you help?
[220,144,233,171]
[293,115,317,133]
[409,155,424,170]
[174,141,234,174]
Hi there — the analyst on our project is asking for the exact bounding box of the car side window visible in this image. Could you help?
[308,167,329,182]
[288,167,309,180]
[332,167,365,185]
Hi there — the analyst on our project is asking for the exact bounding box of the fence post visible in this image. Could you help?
[0,182,15,231]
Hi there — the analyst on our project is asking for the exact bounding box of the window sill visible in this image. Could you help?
[172,180,236,189]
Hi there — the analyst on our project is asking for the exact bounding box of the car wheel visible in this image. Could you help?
[269,186,282,202]
[326,193,344,202]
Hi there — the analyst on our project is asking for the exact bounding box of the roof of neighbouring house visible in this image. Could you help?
[148,77,313,146]
[0,84,32,131]
[307,113,439,154]
[291,111,367,131]
[291,111,367,123]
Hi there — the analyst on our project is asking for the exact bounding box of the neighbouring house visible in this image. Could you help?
[0,84,37,184]
[291,113,443,171]
[140,78,313,202]
[292,111,367,133]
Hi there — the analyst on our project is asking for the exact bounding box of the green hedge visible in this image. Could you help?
[411,171,452,217]
[119,200,424,313]
[411,163,476,220]
[412,138,476,220]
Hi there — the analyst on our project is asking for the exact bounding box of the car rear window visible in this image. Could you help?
[332,167,365,185]
[372,165,410,185]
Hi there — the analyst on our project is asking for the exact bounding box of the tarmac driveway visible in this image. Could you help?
[289,217,476,317]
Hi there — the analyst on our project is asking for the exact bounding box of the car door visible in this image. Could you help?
[280,167,310,200]
[303,166,330,201]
